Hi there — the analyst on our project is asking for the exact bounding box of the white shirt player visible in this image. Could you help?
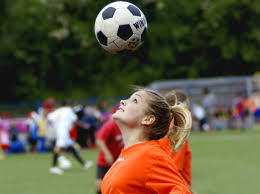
[47,107,77,148]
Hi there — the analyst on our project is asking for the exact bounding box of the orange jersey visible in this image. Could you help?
[158,138,192,186]
[101,140,190,194]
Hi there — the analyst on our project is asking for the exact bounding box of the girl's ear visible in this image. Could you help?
[141,115,155,126]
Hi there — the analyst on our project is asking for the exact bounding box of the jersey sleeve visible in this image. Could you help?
[95,119,114,141]
[145,151,191,194]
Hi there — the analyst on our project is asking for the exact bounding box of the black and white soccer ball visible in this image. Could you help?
[94,1,148,54]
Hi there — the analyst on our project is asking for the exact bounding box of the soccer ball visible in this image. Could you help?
[94,1,148,54]
[58,156,72,170]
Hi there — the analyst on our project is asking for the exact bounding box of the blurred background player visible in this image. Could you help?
[47,100,93,175]
[202,88,217,131]
[95,118,123,194]
[192,100,208,132]
[159,89,195,193]
[73,104,91,148]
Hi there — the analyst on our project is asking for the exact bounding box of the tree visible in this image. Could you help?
[0,0,259,102]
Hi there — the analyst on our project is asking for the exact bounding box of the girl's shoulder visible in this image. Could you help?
[139,140,173,161]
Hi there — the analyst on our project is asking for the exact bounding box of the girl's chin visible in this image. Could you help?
[112,112,118,119]
[112,112,121,121]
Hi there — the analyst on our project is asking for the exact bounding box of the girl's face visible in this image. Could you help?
[113,91,148,128]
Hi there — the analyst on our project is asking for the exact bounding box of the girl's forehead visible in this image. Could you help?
[132,90,147,98]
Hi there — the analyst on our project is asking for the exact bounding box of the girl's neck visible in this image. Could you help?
[118,125,148,149]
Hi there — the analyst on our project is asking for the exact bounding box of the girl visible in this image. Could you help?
[101,88,192,194]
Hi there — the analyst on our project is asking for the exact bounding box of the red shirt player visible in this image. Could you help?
[95,119,123,194]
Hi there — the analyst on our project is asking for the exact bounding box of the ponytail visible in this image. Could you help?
[167,93,192,152]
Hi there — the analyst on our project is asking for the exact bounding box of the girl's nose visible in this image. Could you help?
[120,100,125,106]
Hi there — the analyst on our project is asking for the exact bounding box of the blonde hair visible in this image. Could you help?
[136,88,192,152]
[166,90,192,152]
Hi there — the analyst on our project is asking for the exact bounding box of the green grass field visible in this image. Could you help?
[1,126,260,194]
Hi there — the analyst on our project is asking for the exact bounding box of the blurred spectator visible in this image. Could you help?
[74,105,90,148]
[0,125,10,155]
[83,106,99,148]
[244,94,256,129]
[214,105,228,131]
[97,101,107,114]
[37,111,48,153]
[1,112,10,119]
[98,101,112,124]
[227,106,236,129]
[192,101,208,132]
[202,88,217,130]
[43,97,56,113]
[93,105,105,127]
[16,119,29,150]
[252,90,260,120]
[232,93,246,129]
[26,111,39,152]
[244,95,256,114]
[8,121,25,153]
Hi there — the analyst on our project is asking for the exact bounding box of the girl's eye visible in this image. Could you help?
[133,98,137,103]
